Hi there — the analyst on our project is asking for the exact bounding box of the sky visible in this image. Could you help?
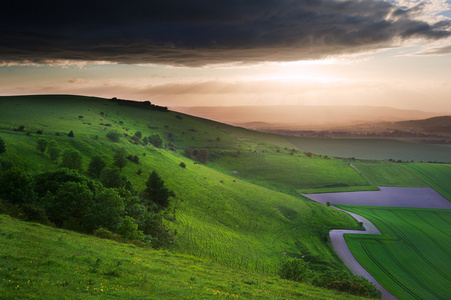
[1,0,451,113]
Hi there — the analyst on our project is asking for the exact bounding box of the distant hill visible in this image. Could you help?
[172,105,439,130]
[393,116,451,134]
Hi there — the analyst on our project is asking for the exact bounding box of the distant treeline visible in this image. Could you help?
[261,129,450,139]
[110,97,169,112]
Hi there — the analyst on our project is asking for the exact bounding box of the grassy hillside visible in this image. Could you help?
[401,163,451,201]
[336,206,451,300]
[0,95,363,275]
[0,214,368,300]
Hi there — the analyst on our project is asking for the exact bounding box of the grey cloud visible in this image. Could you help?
[1,0,450,66]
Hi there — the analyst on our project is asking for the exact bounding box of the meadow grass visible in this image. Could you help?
[0,214,367,300]
[286,136,451,163]
[401,163,451,201]
[335,205,451,300]
[0,95,361,276]
[351,161,427,187]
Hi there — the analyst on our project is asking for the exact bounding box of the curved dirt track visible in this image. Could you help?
[328,206,397,300]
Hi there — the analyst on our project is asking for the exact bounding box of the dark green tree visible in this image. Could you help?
[0,137,6,154]
[83,188,125,232]
[0,168,37,205]
[113,148,127,170]
[36,139,48,155]
[99,168,133,191]
[47,140,60,163]
[143,171,172,208]
[106,131,121,142]
[88,156,106,177]
[43,181,94,228]
[61,149,83,171]
[148,134,163,148]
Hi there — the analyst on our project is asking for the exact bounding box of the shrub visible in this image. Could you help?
[94,227,122,242]
[306,152,313,157]
[278,258,312,282]
[60,149,83,171]
[106,131,121,142]
[0,137,6,154]
[20,203,51,225]
[113,148,128,170]
[148,134,163,148]
[68,130,74,137]
[197,149,208,163]
[88,156,106,177]
[326,201,331,206]
[36,139,48,155]
[47,140,60,163]
[179,162,186,168]
[117,216,143,241]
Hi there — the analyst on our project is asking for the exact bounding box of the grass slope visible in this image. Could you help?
[0,215,366,300]
[351,161,427,187]
[336,206,451,300]
[286,136,451,163]
[401,163,451,201]
[0,95,361,274]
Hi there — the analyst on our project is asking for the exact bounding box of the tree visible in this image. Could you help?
[148,134,163,148]
[0,137,5,154]
[88,156,106,177]
[0,168,37,205]
[61,149,83,171]
[36,139,48,155]
[47,140,60,163]
[143,171,172,208]
[43,181,94,227]
[99,168,133,191]
[113,148,127,170]
[106,131,121,142]
[197,148,208,163]
[83,188,125,232]
[68,130,75,137]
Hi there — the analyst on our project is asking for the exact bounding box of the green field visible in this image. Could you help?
[336,206,451,300]
[351,161,427,187]
[211,152,374,195]
[287,136,451,163]
[401,163,451,201]
[0,214,366,300]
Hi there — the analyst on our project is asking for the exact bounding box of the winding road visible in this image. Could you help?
[303,187,451,300]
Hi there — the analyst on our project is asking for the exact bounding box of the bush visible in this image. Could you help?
[88,156,107,178]
[179,162,186,168]
[148,134,163,148]
[68,130,74,137]
[93,227,122,242]
[36,139,48,155]
[106,131,121,142]
[0,137,6,154]
[20,203,51,225]
[47,140,60,163]
[113,148,128,170]
[60,149,83,172]
[278,258,312,282]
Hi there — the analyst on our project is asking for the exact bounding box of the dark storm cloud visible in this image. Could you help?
[1,0,450,66]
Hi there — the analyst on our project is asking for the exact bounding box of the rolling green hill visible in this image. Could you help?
[0,95,365,276]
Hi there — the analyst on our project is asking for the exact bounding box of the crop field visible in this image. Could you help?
[286,136,451,163]
[336,206,451,300]
[0,214,364,300]
[211,152,373,194]
[351,161,427,187]
[401,163,451,201]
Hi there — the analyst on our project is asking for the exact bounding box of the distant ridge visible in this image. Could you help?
[172,105,439,129]
[394,116,451,134]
